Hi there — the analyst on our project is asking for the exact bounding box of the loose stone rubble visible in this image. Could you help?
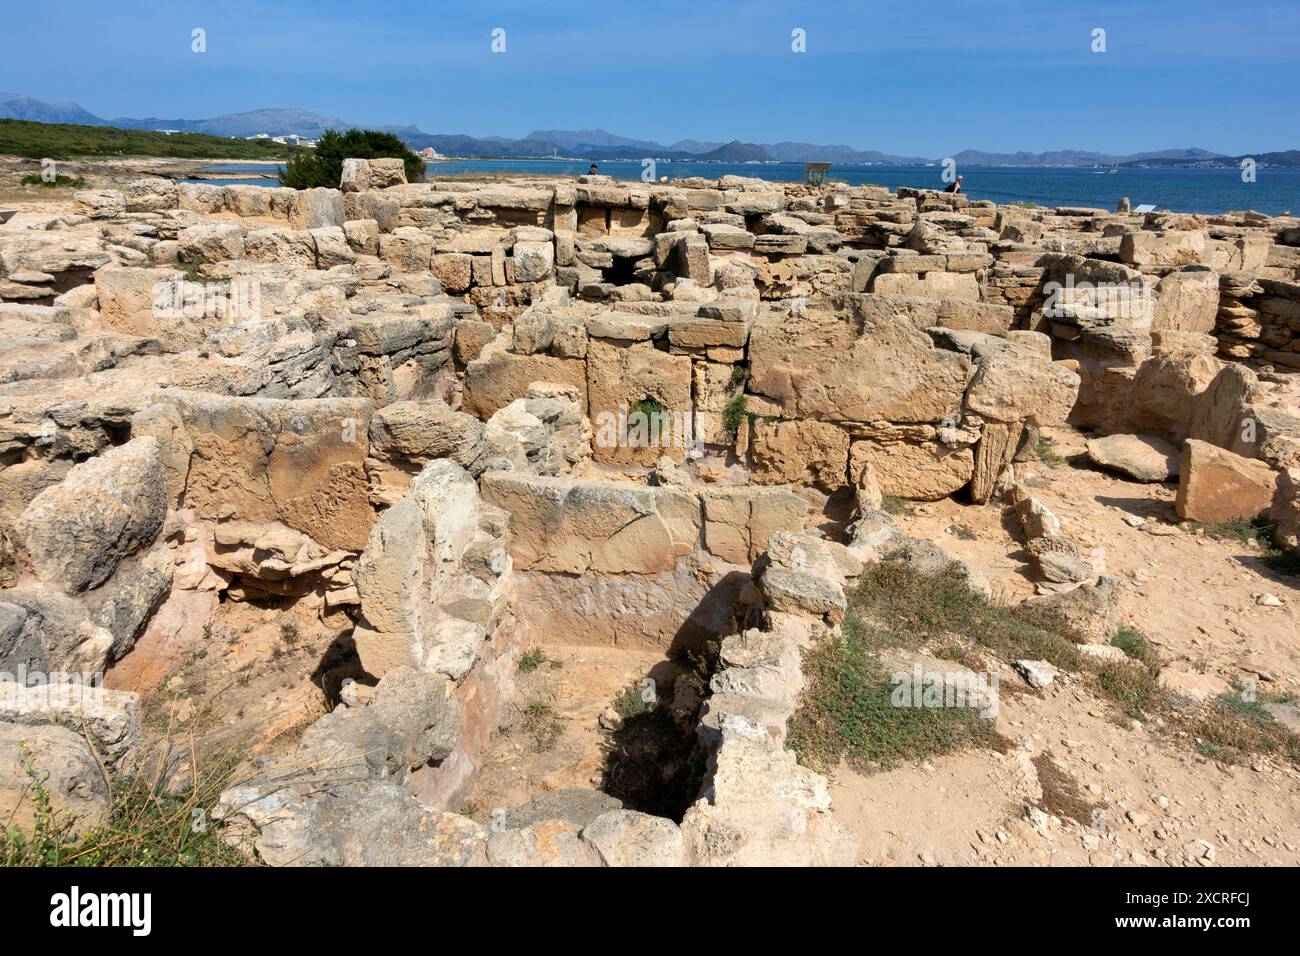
[1,165,1297,866]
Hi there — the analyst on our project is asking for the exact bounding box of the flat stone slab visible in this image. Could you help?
[585,312,668,341]
[1086,433,1179,482]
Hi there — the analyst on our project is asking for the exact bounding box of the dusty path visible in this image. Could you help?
[830,676,1300,866]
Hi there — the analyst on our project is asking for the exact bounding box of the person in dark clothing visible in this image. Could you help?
[945,175,963,194]
[588,163,599,175]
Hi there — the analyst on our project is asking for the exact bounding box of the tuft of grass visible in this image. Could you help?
[613,680,657,720]
[880,495,915,517]
[630,398,666,418]
[1095,660,1168,719]
[1111,626,1159,669]
[517,648,549,673]
[727,363,749,390]
[1195,518,1266,544]
[1036,435,1062,464]
[521,700,562,752]
[1032,753,1099,825]
[2,746,250,867]
[279,620,300,646]
[177,252,212,282]
[723,393,747,442]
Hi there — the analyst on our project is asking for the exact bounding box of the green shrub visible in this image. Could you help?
[613,681,657,720]
[279,128,423,190]
[629,397,666,418]
[723,393,747,442]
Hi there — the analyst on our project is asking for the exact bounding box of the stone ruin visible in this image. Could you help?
[0,158,1297,864]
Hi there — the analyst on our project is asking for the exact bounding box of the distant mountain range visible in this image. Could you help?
[4,92,1296,167]
[0,92,104,126]
[953,147,1229,167]
[1122,150,1300,169]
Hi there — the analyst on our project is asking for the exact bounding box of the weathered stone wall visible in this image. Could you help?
[480,472,807,650]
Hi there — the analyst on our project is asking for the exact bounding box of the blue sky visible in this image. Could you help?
[3,0,1297,155]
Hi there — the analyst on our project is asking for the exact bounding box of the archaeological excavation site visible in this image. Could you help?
[1,161,1299,869]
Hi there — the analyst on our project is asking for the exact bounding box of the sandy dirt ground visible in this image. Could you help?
[105,593,356,759]
[827,424,1300,866]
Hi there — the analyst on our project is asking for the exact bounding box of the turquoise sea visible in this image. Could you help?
[200,160,1300,217]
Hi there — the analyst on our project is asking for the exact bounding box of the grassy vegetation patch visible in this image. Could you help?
[1110,626,1160,671]
[722,393,747,442]
[880,495,916,517]
[1195,518,1265,543]
[19,173,86,188]
[1032,753,1098,825]
[2,747,249,867]
[1192,700,1300,764]
[788,625,1004,773]
[521,700,562,752]
[630,397,666,418]
[0,118,301,160]
[850,560,1085,673]
[789,558,1300,776]
[1195,517,1300,577]
[612,680,656,720]
[517,648,550,673]
[1036,435,1063,464]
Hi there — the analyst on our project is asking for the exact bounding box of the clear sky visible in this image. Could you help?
[3,0,1296,156]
